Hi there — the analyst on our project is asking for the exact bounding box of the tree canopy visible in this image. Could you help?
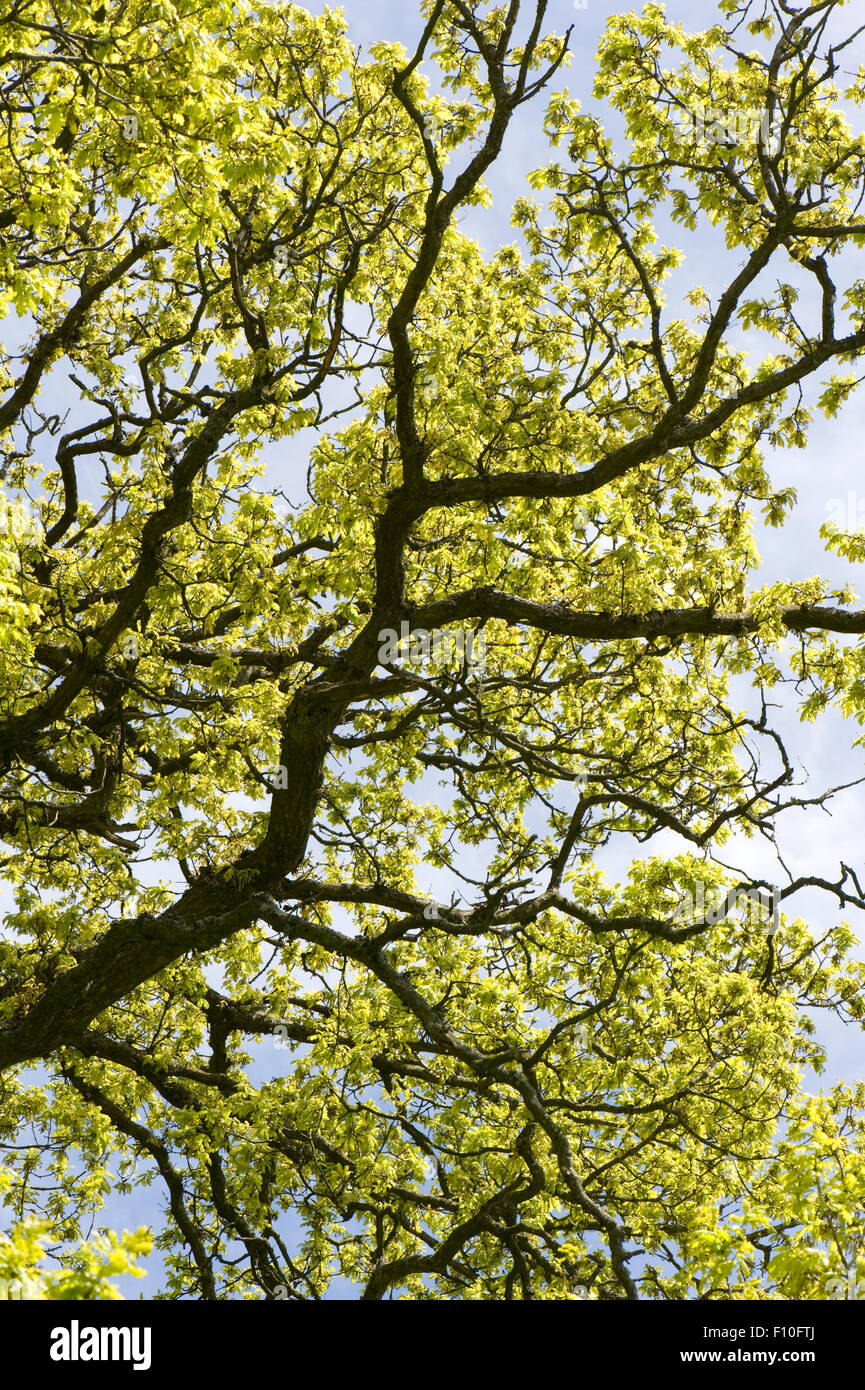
[1,0,865,1300]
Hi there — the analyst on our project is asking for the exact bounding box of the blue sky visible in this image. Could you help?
[3,0,865,1299]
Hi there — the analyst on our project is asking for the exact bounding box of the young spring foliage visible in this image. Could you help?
[1,0,865,1299]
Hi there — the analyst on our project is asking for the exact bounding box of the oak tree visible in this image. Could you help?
[1,0,865,1300]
